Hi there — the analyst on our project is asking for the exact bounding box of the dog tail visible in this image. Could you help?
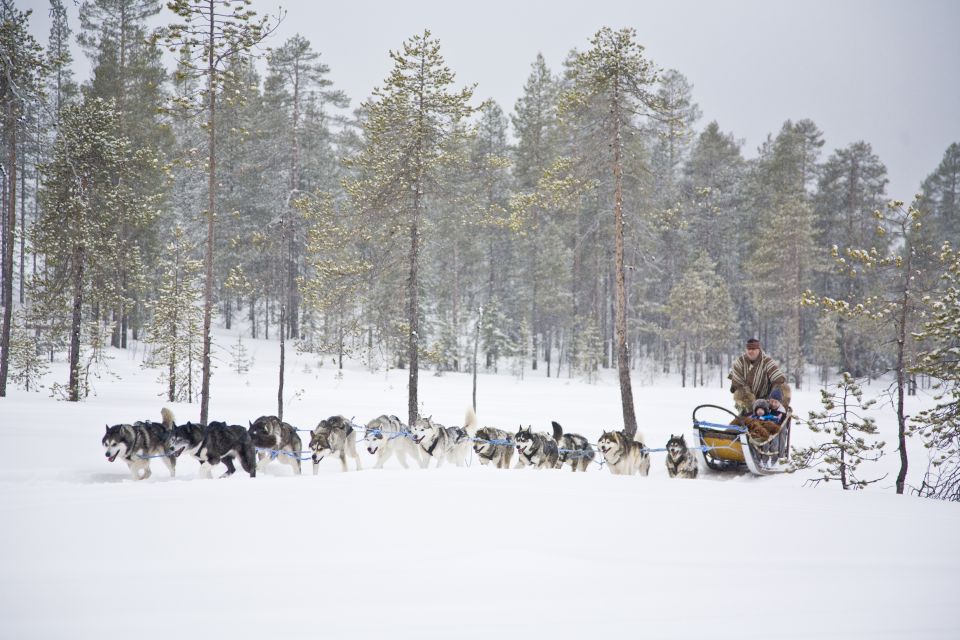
[464,406,478,437]
[161,407,175,428]
[551,421,563,443]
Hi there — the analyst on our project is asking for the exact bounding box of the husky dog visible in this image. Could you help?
[411,416,472,468]
[514,425,560,470]
[596,430,650,476]
[665,434,699,479]
[249,415,303,475]
[197,421,257,478]
[310,415,363,473]
[167,420,214,478]
[102,408,176,480]
[363,414,422,469]
[551,421,595,472]
[473,427,514,469]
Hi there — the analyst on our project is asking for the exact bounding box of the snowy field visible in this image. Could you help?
[1,330,959,639]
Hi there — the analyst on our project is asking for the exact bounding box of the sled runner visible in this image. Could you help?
[691,404,791,475]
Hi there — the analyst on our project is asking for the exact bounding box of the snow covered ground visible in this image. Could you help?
[1,331,958,639]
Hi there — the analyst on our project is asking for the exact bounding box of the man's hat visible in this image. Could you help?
[746,338,761,349]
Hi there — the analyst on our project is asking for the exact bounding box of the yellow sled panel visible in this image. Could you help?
[703,435,745,462]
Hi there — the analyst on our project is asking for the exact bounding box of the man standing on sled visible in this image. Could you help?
[728,338,790,415]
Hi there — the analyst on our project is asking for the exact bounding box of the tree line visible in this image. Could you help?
[0,1,957,497]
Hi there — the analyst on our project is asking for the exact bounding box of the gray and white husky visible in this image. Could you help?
[310,415,363,473]
[597,430,650,476]
[411,414,473,468]
[552,421,595,472]
[363,414,422,469]
[514,425,560,470]
[248,415,303,475]
[665,434,698,479]
[473,426,514,469]
[101,408,176,480]
[197,421,257,478]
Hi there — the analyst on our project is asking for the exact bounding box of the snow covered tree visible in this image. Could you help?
[790,372,885,489]
[143,226,203,402]
[158,0,276,424]
[229,333,252,375]
[78,0,171,348]
[805,199,939,494]
[810,312,841,387]
[0,1,45,397]
[264,34,347,340]
[47,0,79,121]
[511,53,561,371]
[911,242,960,501]
[665,253,736,387]
[34,97,160,401]
[345,30,475,429]
[919,143,959,242]
[560,27,666,439]
[814,142,889,376]
[8,317,49,392]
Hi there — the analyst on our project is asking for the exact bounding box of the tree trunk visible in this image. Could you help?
[200,14,217,427]
[68,245,86,402]
[612,90,638,439]
[0,111,16,397]
[408,191,421,430]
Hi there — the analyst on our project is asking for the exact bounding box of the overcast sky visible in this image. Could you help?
[23,0,960,201]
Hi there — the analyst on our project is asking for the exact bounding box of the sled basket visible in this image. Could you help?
[691,404,791,476]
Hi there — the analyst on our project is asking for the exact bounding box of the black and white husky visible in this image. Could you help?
[167,420,212,478]
[597,430,650,476]
[411,414,473,468]
[310,415,363,473]
[473,426,514,469]
[664,434,699,479]
[514,425,560,470]
[552,421,595,472]
[248,415,303,475]
[363,414,422,469]
[197,421,257,478]
[101,408,176,480]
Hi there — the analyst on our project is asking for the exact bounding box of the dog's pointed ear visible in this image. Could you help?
[249,420,253,428]
[105,424,109,431]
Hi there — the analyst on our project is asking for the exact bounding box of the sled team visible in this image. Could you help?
[102,337,789,483]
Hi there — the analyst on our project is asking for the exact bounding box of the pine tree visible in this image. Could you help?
[560,27,666,438]
[8,316,49,392]
[158,0,276,424]
[0,1,45,397]
[34,97,160,401]
[911,241,960,501]
[806,199,940,494]
[665,253,736,387]
[345,30,475,430]
[47,0,79,121]
[919,142,960,242]
[143,226,203,402]
[229,333,252,375]
[511,54,561,371]
[78,0,171,348]
[811,312,841,387]
[790,372,885,489]
[814,141,889,375]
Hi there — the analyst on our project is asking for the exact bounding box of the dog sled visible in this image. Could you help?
[691,404,791,476]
